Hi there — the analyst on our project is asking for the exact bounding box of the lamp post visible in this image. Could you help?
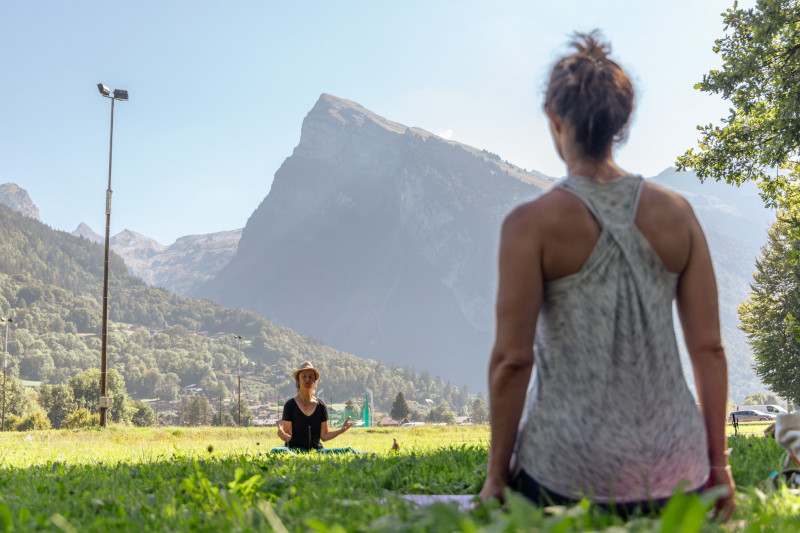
[234,335,243,427]
[1,317,12,432]
[97,83,129,428]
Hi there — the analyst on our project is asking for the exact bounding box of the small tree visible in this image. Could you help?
[39,383,77,429]
[389,392,410,421]
[740,393,769,406]
[229,399,254,427]
[739,222,800,404]
[180,396,214,426]
[68,368,134,424]
[213,409,236,427]
[427,402,457,424]
[131,401,156,427]
[471,397,488,424]
[6,377,35,417]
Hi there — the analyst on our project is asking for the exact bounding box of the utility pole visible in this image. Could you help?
[1,317,12,432]
[234,335,243,427]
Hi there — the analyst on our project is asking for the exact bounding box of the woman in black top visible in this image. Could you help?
[277,361,354,449]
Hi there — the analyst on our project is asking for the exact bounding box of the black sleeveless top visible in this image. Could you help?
[282,398,329,449]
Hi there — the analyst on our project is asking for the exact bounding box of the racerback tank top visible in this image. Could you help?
[515,175,710,503]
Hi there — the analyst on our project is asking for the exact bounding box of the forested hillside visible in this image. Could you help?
[0,204,471,416]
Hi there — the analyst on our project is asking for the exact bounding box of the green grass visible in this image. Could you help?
[726,422,772,436]
[0,426,797,532]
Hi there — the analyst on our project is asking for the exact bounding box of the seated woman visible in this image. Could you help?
[277,361,354,450]
[479,32,735,520]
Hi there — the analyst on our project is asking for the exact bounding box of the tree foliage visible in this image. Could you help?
[179,396,214,426]
[4,376,35,417]
[131,400,156,427]
[426,401,457,424]
[39,383,76,429]
[229,398,254,427]
[677,0,800,212]
[17,411,51,431]
[739,221,800,404]
[741,392,784,406]
[389,391,410,421]
[0,203,478,421]
[471,397,488,424]
[62,408,100,429]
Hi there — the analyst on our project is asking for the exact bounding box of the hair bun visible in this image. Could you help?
[544,29,634,160]
[572,30,611,62]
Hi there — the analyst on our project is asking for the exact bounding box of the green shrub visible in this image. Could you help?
[4,413,20,431]
[17,411,51,431]
[62,408,100,429]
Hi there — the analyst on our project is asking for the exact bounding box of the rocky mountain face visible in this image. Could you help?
[70,225,242,297]
[196,94,774,400]
[195,94,552,390]
[0,182,40,220]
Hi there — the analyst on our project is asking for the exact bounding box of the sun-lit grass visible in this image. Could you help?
[0,424,490,468]
[0,426,798,532]
[726,422,771,436]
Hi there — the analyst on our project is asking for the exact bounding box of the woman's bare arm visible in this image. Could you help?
[277,420,292,443]
[675,204,735,521]
[479,205,543,500]
[320,417,354,442]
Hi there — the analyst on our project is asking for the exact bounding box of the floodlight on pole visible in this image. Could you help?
[1,317,12,432]
[97,82,129,428]
[234,335,243,427]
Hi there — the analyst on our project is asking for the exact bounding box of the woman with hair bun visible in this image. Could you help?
[479,32,735,520]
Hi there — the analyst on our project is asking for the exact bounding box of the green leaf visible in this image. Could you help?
[0,502,12,533]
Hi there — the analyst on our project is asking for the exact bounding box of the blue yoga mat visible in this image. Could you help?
[270,446,360,454]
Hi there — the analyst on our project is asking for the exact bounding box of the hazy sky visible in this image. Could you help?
[2,1,752,245]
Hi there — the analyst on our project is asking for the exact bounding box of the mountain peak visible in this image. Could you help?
[0,182,40,220]
[310,93,414,136]
[72,223,102,243]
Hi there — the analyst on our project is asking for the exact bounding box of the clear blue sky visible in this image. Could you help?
[1,1,751,245]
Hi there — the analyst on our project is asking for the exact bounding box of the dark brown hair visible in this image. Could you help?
[544,31,634,160]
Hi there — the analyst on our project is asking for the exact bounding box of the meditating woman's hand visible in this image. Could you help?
[341,416,354,431]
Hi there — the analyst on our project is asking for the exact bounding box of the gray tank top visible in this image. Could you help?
[515,175,709,503]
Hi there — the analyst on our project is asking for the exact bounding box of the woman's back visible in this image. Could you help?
[514,175,709,503]
[533,178,694,283]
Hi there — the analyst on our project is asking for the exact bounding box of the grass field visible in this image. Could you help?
[0,425,798,532]
[726,422,772,436]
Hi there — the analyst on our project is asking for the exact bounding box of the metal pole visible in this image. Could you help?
[100,97,115,428]
[2,318,10,432]
[234,335,243,427]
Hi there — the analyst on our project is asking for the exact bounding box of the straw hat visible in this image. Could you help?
[293,361,320,381]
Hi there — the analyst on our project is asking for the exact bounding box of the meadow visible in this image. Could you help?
[0,425,797,532]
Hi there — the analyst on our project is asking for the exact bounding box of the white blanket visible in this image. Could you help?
[775,412,800,458]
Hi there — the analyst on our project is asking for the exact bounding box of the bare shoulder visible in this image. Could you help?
[502,189,582,235]
[638,180,700,232]
[640,180,696,216]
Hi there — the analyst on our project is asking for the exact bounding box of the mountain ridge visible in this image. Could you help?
[67,224,243,296]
